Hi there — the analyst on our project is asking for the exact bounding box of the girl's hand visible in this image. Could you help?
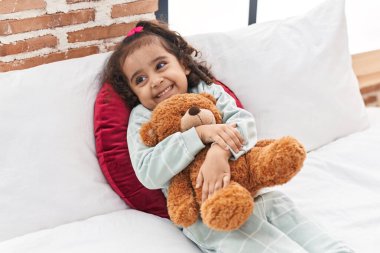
[195,123,244,153]
[196,144,231,202]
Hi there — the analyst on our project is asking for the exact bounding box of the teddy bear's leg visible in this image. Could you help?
[167,168,199,227]
[246,136,306,191]
[200,182,253,231]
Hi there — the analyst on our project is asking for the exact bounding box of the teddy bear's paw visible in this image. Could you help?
[270,136,306,182]
[249,136,306,188]
[168,200,199,228]
[200,182,253,231]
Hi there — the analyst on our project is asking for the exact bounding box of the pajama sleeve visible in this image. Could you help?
[192,83,257,160]
[127,105,205,189]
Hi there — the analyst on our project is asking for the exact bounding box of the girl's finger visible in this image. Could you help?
[213,136,229,150]
[225,127,244,151]
[222,174,231,188]
[214,181,222,192]
[219,130,239,153]
[228,123,245,144]
[196,171,203,188]
[208,183,214,198]
[202,183,209,203]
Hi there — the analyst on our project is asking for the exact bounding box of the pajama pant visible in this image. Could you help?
[182,191,354,253]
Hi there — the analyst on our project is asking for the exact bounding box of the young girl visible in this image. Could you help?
[102,21,354,253]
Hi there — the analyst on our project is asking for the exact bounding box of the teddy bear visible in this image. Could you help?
[140,93,306,231]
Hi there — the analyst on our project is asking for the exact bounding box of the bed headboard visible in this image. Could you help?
[352,49,380,106]
[155,0,258,25]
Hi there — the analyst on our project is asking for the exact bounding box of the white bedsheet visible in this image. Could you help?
[278,107,380,253]
[0,108,379,253]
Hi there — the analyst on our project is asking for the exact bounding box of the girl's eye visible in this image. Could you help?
[135,76,147,85]
[156,62,166,70]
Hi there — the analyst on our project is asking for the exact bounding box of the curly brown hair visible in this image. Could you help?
[100,20,214,109]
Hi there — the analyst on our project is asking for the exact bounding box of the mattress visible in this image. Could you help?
[0,108,379,253]
[277,107,380,253]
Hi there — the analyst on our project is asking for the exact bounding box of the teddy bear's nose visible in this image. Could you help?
[188,106,200,116]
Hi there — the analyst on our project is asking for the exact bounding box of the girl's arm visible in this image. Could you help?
[192,82,258,201]
[127,105,205,189]
[193,82,257,160]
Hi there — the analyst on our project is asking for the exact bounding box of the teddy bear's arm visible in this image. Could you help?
[167,168,199,227]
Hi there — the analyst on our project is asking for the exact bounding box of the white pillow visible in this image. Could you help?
[0,53,126,242]
[187,0,369,151]
[0,210,199,253]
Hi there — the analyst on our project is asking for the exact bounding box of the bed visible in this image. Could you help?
[0,0,378,252]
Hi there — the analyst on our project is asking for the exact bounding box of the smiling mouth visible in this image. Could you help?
[156,85,173,98]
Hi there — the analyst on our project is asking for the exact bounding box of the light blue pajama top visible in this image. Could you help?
[127,81,257,193]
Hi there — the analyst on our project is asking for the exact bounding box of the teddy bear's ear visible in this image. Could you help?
[199,93,216,104]
[140,122,158,147]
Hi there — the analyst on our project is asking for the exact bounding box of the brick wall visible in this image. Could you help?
[0,0,158,72]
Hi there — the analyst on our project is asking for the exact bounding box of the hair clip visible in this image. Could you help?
[126,26,144,37]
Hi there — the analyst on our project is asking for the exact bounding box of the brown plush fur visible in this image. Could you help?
[140,93,306,231]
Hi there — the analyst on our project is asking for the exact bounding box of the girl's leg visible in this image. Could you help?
[183,195,308,253]
[261,191,355,253]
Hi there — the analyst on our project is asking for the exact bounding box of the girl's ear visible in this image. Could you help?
[181,61,191,75]
[140,122,158,147]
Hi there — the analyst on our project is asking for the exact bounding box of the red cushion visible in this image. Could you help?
[214,80,244,109]
[93,80,243,218]
[94,83,169,218]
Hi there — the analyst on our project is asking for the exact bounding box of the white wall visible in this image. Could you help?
[257,0,380,54]
[168,0,380,54]
[169,0,249,35]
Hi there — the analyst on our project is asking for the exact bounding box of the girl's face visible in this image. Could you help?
[123,40,190,110]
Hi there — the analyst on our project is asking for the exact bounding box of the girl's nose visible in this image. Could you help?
[151,77,164,88]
